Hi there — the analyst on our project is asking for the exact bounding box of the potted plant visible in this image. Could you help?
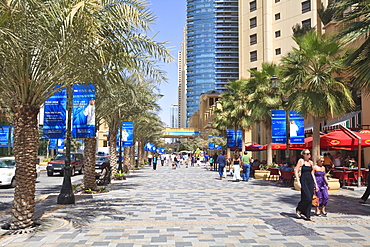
[254,163,271,180]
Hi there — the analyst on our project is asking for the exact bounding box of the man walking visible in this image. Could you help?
[216,152,227,180]
[241,151,251,181]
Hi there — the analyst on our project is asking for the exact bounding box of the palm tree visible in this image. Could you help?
[281,30,354,162]
[245,63,282,166]
[212,80,253,153]
[332,0,370,90]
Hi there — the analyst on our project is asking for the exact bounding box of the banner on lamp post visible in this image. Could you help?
[272,110,286,144]
[72,84,96,138]
[289,111,305,144]
[42,88,67,139]
[226,129,242,149]
[0,126,12,147]
[122,121,134,147]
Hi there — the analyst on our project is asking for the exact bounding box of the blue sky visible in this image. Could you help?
[148,0,186,127]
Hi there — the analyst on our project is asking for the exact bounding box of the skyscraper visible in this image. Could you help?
[170,104,179,128]
[186,0,239,124]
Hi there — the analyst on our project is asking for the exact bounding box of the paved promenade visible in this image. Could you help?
[1,165,370,246]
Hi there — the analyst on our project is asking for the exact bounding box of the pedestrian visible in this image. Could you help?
[176,154,181,168]
[191,155,196,167]
[294,149,317,221]
[212,152,218,171]
[216,151,227,180]
[333,152,342,167]
[323,153,333,172]
[241,151,251,181]
[313,156,329,216]
[160,153,166,166]
[359,163,370,204]
[209,156,214,170]
[232,152,242,182]
[147,153,153,167]
[152,154,158,170]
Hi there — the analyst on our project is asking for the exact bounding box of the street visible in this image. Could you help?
[1,165,370,246]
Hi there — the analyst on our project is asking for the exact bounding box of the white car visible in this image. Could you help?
[0,157,40,187]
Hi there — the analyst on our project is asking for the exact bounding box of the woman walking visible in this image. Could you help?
[232,152,242,182]
[294,149,317,221]
[313,156,329,216]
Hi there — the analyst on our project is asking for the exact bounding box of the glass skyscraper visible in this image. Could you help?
[186,0,239,124]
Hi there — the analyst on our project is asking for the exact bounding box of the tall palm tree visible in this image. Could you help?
[246,63,282,166]
[212,80,253,153]
[332,0,370,90]
[281,30,354,162]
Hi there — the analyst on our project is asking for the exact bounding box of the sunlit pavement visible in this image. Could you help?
[1,164,370,246]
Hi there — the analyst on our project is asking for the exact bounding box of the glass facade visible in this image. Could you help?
[186,0,239,124]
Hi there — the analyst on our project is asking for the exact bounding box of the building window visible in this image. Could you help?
[302,0,311,14]
[302,18,311,28]
[275,48,281,55]
[275,13,280,20]
[250,51,257,62]
[250,17,257,29]
[275,0,280,2]
[250,34,257,45]
[250,1,256,12]
[275,30,281,38]
[250,67,257,77]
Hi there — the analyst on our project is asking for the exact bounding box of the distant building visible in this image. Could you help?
[170,104,179,128]
[186,0,239,124]
[178,28,187,128]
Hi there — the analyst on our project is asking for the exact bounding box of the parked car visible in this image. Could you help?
[47,153,84,176]
[0,157,40,187]
[95,156,110,170]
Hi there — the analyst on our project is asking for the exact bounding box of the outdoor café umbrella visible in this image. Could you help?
[245,142,264,151]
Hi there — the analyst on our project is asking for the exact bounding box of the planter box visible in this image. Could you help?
[254,170,270,180]
[294,177,340,193]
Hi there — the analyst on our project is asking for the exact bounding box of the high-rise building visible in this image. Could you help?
[186,0,239,124]
[178,28,187,128]
[170,104,179,128]
[239,0,328,79]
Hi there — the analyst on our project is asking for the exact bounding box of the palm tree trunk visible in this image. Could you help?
[129,146,135,169]
[312,117,321,164]
[10,105,39,230]
[242,129,246,153]
[83,138,97,191]
[138,139,144,166]
[123,146,130,174]
[109,128,118,176]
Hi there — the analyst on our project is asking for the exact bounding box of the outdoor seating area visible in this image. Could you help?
[330,167,369,187]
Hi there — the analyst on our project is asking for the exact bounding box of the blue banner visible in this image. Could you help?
[272,110,286,144]
[226,129,242,148]
[208,136,215,150]
[289,111,305,144]
[216,145,222,150]
[72,84,96,138]
[58,139,65,150]
[122,121,134,147]
[49,139,57,149]
[0,126,12,147]
[42,88,66,139]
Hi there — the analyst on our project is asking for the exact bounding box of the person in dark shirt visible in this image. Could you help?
[216,152,227,180]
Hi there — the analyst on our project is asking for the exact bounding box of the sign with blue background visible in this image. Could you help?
[0,126,12,147]
[289,111,305,144]
[72,84,96,138]
[226,129,242,149]
[272,110,287,144]
[122,121,134,147]
[208,136,215,150]
[42,88,66,139]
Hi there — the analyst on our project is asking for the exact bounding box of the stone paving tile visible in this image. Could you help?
[2,166,370,246]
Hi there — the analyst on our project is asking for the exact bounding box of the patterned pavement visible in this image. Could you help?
[1,164,370,246]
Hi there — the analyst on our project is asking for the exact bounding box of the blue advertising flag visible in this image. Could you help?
[226,129,242,148]
[271,110,286,144]
[208,136,215,150]
[0,126,12,147]
[216,145,222,150]
[122,121,134,147]
[58,139,65,150]
[289,111,305,144]
[49,139,57,149]
[42,88,66,139]
[158,147,165,153]
[72,84,96,138]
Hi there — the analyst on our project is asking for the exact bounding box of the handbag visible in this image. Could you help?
[312,192,319,207]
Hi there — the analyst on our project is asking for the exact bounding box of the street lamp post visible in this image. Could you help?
[271,76,290,162]
[57,86,75,204]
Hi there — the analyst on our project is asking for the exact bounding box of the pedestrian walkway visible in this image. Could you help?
[1,165,370,246]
